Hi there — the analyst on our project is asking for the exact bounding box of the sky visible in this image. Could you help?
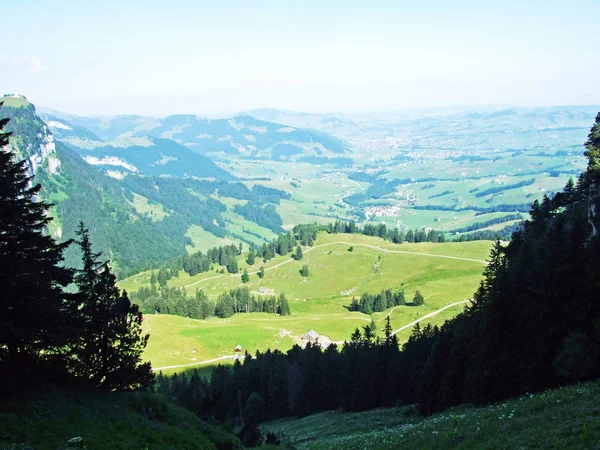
[1,0,599,116]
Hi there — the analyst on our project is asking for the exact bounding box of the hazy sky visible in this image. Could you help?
[1,0,598,116]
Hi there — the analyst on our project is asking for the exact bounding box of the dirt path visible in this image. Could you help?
[330,299,470,344]
[152,355,234,372]
[183,241,486,289]
[389,299,469,336]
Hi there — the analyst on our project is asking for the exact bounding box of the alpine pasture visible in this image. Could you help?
[120,234,492,372]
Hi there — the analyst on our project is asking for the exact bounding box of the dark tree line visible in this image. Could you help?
[131,286,291,319]
[0,110,151,392]
[160,113,600,425]
[448,213,523,233]
[165,225,318,279]
[349,288,407,314]
[325,219,446,243]
[453,222,520,242]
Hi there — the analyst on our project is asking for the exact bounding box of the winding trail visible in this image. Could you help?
[183,241,486,289]
[389,299,469,336]
[152,355,234,372]
[151,300,471,371]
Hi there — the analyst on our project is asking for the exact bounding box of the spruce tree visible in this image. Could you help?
[258,266,265,279]
[584,113,600,237]
[0,112,76,377]
[74,223,153,390]
[277,293,291,316]
[241,269,250,283]
[413,290,425,306]
[246,249,256,265]
[293,245,303,260]
[299,264,309,277]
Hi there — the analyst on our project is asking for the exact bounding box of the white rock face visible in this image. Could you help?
[84,156,139,172]
[47,120,72,130]
[27,125,60,177]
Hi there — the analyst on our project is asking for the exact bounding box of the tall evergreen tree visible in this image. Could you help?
[584,112,600,237]
[413,290,425,306]
[0,112,77,379]
[241,269,250,283]
[293,245,303,261]
[74,223,153,390]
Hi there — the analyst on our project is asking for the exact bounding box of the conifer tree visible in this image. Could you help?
[299,264,309,277]
[241,269,250,283]
[277,293,291,316]
[0,112,76,376]
[413,290,425,306]
[293,245,303,260]
[246,248,256,265]
[74,223,153,390]
[258,266,265,279]
[584,113,600,237]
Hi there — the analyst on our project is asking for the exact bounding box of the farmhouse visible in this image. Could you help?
[302,330,319,343]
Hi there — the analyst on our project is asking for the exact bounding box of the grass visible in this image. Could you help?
[127,192,169,221]
[0,387,241,450]
[263,379,600,449]
[1,95,31,108]
[186,224,235,254]
[124,234,492,370]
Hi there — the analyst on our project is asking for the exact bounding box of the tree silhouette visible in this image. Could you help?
[0,110,76,380]
[74,223,153,390]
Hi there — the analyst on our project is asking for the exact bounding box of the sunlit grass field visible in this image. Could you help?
[120,234,492,371]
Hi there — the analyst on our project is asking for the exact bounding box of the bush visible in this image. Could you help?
[238,424,263,448]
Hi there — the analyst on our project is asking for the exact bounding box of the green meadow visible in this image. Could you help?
[264,379,600,450]
[120,234,492,372]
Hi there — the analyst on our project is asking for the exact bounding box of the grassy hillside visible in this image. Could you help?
[0,387,242,450]
[119,234,491,371]
[264,379,600,449]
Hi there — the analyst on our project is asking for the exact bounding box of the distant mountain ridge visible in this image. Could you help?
[42,110,349,165]
[0,98,292,277]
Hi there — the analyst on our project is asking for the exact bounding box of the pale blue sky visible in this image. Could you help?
[1,0,598,116]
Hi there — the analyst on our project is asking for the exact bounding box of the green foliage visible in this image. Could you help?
[246,248,256,265]
[263,379,600,450]
[245,392,266,425]
[0,387,242,450]
[584,112,600,170]
[227,258,239,274]
[349,288,406,314]
[234,201,284,234]
[299,264,309,277]
[73,223,153,390]
[0,110,76,381]
[412,290,425,306]
[292,245,303,261]
[132,285,291,319]
[241,269,250,283]
[277,293,291,316]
